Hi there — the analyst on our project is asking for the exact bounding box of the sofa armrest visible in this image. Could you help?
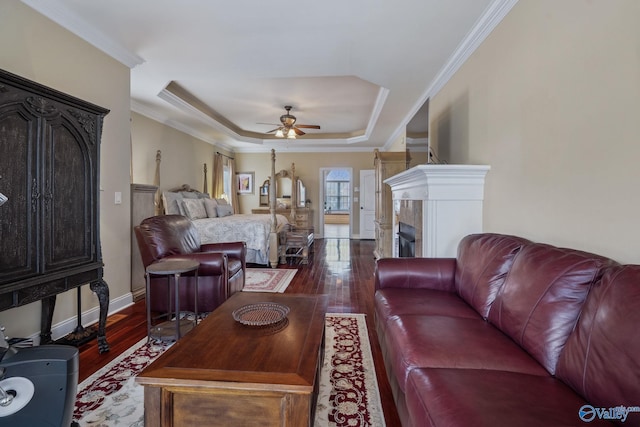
[201,241,245,257]
[374,257,457,292]
[201,241,246,262]
[162,252,228,276]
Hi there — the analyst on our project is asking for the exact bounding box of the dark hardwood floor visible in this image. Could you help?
[78,237,402,426]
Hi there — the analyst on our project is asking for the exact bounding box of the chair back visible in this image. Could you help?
[134,215,201,268]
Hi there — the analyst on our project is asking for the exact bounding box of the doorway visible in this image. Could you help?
[319,168,352,239]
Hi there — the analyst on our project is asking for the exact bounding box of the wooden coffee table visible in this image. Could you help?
[136,292,328,426]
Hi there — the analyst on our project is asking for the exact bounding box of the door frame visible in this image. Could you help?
[319,167,353,239]
[358,169,376,240]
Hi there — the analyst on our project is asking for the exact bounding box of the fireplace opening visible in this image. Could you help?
[398,222,416,257]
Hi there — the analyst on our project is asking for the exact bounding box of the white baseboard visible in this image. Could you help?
[27,292,135,345]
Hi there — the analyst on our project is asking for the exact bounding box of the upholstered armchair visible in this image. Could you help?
[134,215,246,314]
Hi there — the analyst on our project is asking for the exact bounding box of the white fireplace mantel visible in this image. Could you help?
[384,164,490,258]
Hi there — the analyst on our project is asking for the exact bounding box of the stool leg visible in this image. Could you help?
[146,273,152,342]
[194,270,199,326]
[174,272,181,340]
[166,276,172,322]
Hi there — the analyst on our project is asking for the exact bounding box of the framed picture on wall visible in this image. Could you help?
[236,172,255,195]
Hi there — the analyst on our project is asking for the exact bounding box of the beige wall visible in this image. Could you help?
[131,112,220,194]
[430,0,640,263]
[0,2,132,338]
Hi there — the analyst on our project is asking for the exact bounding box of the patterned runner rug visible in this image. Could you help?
[243,268,296,293]
[73,313,384,426]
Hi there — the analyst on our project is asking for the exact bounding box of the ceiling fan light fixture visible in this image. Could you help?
[275,129,284,138]
[286,128,296,139]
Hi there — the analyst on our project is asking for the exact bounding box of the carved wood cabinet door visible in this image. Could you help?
[0,75,102,291]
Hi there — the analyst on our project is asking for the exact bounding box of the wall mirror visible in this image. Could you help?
[273,169,293,209]
[275,170,292,199]
[259,180,270,206]
[297,179,306,208]
[262,163,301,209]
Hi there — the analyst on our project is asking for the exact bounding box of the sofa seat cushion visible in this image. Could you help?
[384,314,548,393]
[375,288,480,334]
[405,368,612,427]
[488,243,614,374]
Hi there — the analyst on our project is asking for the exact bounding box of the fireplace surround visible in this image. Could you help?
[385,164,490,258]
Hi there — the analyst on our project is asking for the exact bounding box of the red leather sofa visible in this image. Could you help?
[135,215,246,313]
[374,233,640,426]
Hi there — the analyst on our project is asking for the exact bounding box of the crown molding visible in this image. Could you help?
[384,0,519,149]
[21,0,144,68]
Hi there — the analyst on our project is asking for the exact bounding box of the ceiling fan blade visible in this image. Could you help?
[257,122,280,126]
[266,127,281,133]
[293,127,306,136]
[295,124,321,129]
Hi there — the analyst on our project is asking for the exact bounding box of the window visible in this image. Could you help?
[325,169,350,212]
[222,164,232,202]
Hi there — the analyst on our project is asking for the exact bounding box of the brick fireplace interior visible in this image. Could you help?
[397,200,422,257]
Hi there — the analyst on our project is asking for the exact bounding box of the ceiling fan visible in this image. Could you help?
[261,106,320,139]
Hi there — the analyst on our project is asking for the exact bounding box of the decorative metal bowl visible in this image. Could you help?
[232,302,290,326]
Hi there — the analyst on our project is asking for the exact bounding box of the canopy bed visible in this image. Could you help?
[151,149,307,267]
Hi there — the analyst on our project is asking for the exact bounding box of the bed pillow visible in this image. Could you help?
[216,204,234,217]
[216,198,229,205]
[203,198,218,218]
[181,198,207,220]
[181,191,199,199]
[162,192,185,215]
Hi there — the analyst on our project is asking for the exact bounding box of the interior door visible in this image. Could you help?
[359,169,375,239]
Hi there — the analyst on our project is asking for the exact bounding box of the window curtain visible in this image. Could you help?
[212,152,224,199]
[228,157,240,213]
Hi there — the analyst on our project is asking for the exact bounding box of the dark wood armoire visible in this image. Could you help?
[0,69,110,353]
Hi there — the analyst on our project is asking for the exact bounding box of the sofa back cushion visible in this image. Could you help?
[556,265,640,410]
[455,233,530,319]
[135,215,201,266]
[487,243,612,374]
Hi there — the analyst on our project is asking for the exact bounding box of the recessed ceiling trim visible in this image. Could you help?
[236,142,376,154]
[131,99,236,151]
[383,0,519,150]
[158,85,263,144]
[21,0,145,68]
[347,86,389,144]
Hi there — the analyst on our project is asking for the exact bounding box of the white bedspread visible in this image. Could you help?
[191,214,289,262]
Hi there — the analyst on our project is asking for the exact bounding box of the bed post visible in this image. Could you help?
[154,150,162,215]
[269,149,279,267]
[290,163,297,223]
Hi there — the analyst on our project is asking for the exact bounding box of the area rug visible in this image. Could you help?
[243,268,296,293]
[73,338,172,425]
[73,314,384,426]
[314,314,386,426]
